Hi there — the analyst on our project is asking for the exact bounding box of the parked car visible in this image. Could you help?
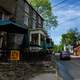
[60,51,71,60]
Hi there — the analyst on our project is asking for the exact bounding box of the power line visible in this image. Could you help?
[59,17,80,24]
[53,0,67,7]
[54,1,80,10]
[53,0,80,25]
[59,16,80,25]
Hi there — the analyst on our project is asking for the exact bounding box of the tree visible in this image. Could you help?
[61,33,76,45]
[27,0,57,29]
[53,44,64,53]
[61,28,80,46]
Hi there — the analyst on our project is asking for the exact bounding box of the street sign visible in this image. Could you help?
[10,50,20,60]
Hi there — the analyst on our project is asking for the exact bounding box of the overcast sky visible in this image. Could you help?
[49,0,80,45]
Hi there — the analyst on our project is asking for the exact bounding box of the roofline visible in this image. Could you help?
[24,0,44,21]
[0,20,28,30]
[0,6,13,15]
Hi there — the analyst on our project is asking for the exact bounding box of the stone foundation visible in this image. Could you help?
[0,61,56,80]
[0,62,35,80]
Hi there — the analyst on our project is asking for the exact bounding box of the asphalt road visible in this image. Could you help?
[57,58,80,80]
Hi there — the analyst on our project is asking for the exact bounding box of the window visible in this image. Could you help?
[0,12,4,20]
[0,32,7,48]
[31,34,38,45]
[41,35,45,47]
[0,12,2,19]
[24,13,29,26]
[25,3,29,13]
[41,20,43,27]
[4,13,10,20]
[32,19,36,29]
[0,12,10,20]
[14,34,24,46]
[38,16,41,24]
[33,11,36,20]
[37,16,43,28]
[38,24,42,28]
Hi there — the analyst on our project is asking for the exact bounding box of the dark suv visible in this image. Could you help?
[60,51,71,60]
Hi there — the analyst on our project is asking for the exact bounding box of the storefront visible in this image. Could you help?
[0,20,28,61]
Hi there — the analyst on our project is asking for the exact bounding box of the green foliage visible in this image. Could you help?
[27,0,51,15]
[53,28,80,53]
[53,45,58,53]
[61,33,76,45]
[61,28,80,46]
[53,44,64,53]
[27,0,58,29]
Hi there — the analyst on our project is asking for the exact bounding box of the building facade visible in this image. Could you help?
[74,41,80,56]
[0,0,48,61]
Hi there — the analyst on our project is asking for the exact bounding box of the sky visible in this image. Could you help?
[49,0,80,45]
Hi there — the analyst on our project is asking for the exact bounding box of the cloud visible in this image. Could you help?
[54,9,80,24]
[49,0,80,44]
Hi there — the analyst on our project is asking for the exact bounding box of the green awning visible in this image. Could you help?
[0,20,28,33]
[0,20,11,25]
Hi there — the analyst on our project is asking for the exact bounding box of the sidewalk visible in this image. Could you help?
[27,61,57,80]
[29,73,57,80]
[0,61,57,80]
[71,55,80,59]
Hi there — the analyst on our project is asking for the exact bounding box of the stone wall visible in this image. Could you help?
[0,62,35,80]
